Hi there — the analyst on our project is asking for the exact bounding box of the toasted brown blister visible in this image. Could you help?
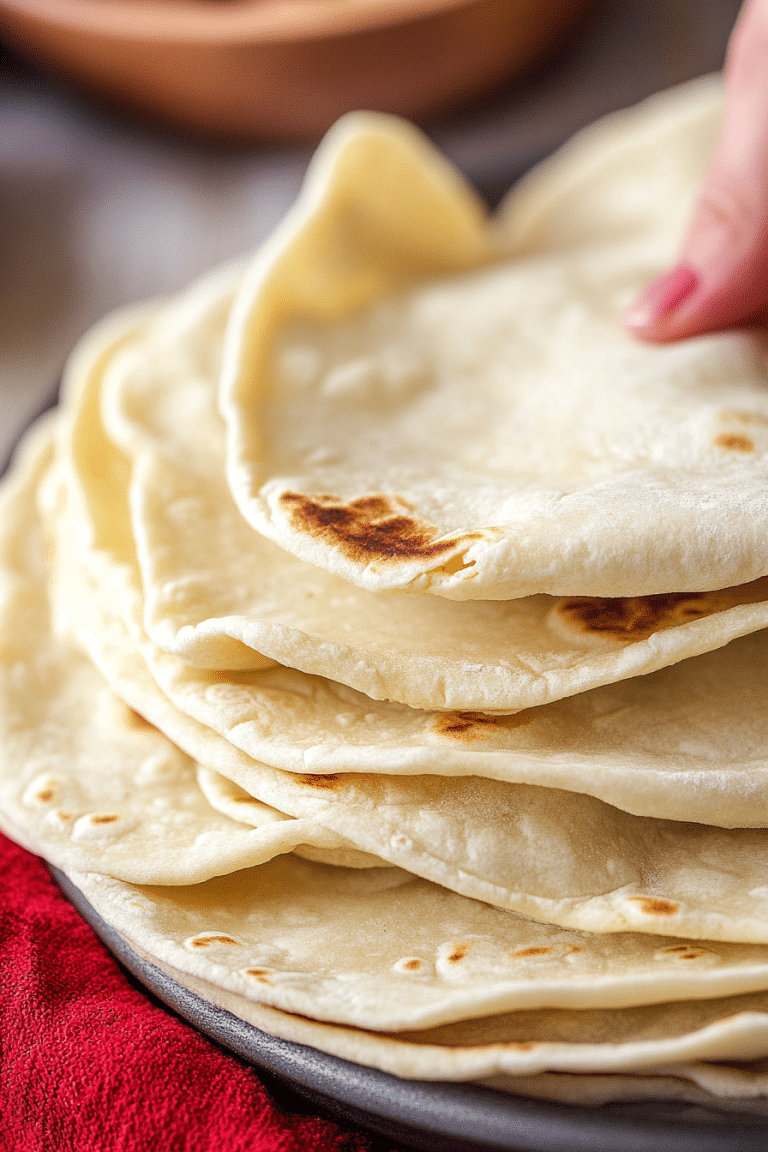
[279,491,480,566]
[552,578,768,643]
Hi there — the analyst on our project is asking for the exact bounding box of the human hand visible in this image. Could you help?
[624,0,768,341]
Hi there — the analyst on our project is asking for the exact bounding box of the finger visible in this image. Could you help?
[625,0,768,341]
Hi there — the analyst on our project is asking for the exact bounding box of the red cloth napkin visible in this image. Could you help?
[0,833,403,1152]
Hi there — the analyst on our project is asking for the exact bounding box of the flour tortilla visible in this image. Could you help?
[480,1066,768,1112]
[53,394,768,834]
[141,629,768,831]
[56,860,768,1065]
[38,309,768,944]
[33,440,768,943]
[35,489,768,955]
[108,943,768,1107]
[0,421,395,882]
[48,295,768,840]
[79,250,768,717]
[17,419,768,1004]
[221,77,768,602]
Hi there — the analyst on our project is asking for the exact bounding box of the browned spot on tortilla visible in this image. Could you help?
[35,788,55,804]
[433,711,501,738]
[505,1041,537,1052]
[245,968,271,983]
[630,897,679,916]
[658,944,714,960]
[296,773,342,790]
[555,577,768,643]
[90,814,120,825]
[511,947,552,959]
[279,491,480,565]
[447,944,470,963]
[190,935,240,948]
[402,959,422,971]
[714,433,755,452]
[56,811,72,822]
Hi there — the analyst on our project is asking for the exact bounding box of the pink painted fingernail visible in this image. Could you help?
[624,263,700,329]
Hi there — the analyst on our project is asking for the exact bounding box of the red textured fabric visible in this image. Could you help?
[0,833,403,1152]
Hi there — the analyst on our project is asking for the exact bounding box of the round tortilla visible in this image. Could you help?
[63,253,768,718]
[220,76,768,602]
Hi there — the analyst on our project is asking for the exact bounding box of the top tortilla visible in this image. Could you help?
[221,76,768,600]
[81,257,768,716]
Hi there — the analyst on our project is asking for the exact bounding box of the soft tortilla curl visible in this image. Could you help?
[90,236,768,716]
[0,422,383,883]
[55,864,768,1080]
[54,275,768,843]
[33,420,768,943]
[481,1067,768,1115]
[54,858,768,1032]
[221,77,768,603]
[56,542,768,943]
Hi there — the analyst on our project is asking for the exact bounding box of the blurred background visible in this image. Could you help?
[0,0,742,463]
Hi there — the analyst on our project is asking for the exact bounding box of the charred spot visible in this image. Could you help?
[402,959,422,971]
[90,814,120,825]
[510,947,552,958]
[506,1041,537,1052]
[557,577,768,643]
[246,972,272,990]
[296,773,342,790]
[658,944,712,960]
[557,592,722,642]
[447,945,470,963]
[433,712,500,739]
[279,491,479,565]
[35,788,55,804]
[630,897,679,916]
[245,968,272,982]
[190,934,240,948]
[714,433,755,452]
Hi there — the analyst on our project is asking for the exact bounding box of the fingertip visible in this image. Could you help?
[623,263,700,340]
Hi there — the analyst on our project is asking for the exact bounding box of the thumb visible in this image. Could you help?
[625,0,768,342]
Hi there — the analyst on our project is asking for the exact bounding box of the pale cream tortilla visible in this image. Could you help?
[480,1066,768,1112]
[0,420,387,882]
[58,862,768,1071]
[220,77,768,603]
[38,480,768,946]
[69,250,768,720]
[32,312,768,942]
[56,856,768,1033]
[53,355,768,833]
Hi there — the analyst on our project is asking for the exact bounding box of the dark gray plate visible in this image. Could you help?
[50,866,768,1152]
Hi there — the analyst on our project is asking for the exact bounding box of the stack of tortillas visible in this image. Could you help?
[5,73,768,1116]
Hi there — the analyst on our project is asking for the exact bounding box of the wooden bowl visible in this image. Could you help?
[0,0,596,141]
